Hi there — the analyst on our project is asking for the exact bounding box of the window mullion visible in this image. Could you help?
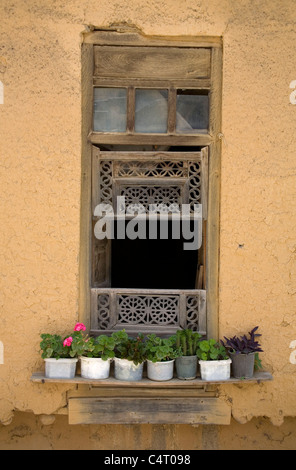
[168,88,177,134]
[127,86,135,134]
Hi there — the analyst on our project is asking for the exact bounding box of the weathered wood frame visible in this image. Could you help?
[80,29,222,340]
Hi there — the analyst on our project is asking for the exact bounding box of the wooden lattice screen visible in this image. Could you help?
[91,148,207,336]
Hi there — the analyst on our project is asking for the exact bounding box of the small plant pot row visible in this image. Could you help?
[44,356,177,381]
[40,324,263,382]
[44,355,234,381]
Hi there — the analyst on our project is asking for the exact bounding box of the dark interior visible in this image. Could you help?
[111,220,198,289]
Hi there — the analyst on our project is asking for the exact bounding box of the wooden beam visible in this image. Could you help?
[83,30,222,48]
[88,132,212,147]
[94,46,211,80]
[68,397,231,425]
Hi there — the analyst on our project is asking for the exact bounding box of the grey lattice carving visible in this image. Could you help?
[186,295,200,331]
[120,186,182,213]
[97,293,111,330]
[188,161,201,211]
[98,157,203,213]
[91,289,206,335]
[99,161,113,205]
[118,295,179,325]
[114,160,188,178]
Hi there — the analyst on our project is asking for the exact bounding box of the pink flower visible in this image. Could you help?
[74,323,86,332]
[63,337,73,347]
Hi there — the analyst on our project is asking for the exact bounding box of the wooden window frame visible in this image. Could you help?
[80,29,222,340]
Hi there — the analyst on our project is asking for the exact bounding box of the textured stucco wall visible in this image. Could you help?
[0,0,296,448]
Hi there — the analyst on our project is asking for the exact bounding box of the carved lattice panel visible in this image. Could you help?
[114,160,189,178]
[91,289,206,336]
[118,185,184,213]
[118,295,179,325]
[91,149,208,335]
[93,150,207,216]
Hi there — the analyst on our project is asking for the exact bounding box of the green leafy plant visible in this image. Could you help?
[254,352,263,371]
[40,323,88,359]
[79,335,116,361]
[196,339,229,361]
[112,330,146,365]
[145,334,180,362]
[40,334,69,359]
[176,329,201,356]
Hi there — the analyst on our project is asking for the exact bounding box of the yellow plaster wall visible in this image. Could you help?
[0,0,296,448]
[1,413,296,450]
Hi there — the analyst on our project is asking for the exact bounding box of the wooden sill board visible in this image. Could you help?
[31,371,273,387]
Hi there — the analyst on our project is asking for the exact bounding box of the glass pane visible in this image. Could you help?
[135,89,168,133]
[176,91,209,133]
[93,88,127,132]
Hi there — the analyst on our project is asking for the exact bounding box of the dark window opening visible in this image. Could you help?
[111,220,199,290]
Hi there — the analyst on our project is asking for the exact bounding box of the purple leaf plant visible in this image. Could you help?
[221,326,264,355]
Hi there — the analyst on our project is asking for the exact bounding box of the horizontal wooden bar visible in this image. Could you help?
[91,287,205,295]
[31,371,273,387]
[67,385,215,399]
[93,78,211,89]
[83,30,222,48]
[94,46,211,80]
[98,151,202,161]
[68,396,231,425]
[88,132,213,146]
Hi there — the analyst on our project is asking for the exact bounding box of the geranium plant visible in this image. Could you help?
[112,330,146,365]
[81,335,116,361]
[145,334,180,362]
[40,322,87,359]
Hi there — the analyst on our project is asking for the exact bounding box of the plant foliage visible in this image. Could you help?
[145,334,180,362]
[196,339,229,361]
[112,330,146,365]
[80,335,116,361]
[40,333,82,359]
[221,326,263,355]
[176,329,201,356]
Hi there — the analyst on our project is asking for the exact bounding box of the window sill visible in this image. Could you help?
[31,371,272,425]
[31,370,272,387]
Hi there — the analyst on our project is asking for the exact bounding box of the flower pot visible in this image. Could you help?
[114,357,144,381]
[175,355,198,380]
[147,359,175,381]
[199,358,232,381]
[44,358,78,379]
[80,356,112,380]
[229,351,255,378]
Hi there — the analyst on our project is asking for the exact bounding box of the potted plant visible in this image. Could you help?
[145,334,180,381]
[221,326,263,378]
[112,330,146,381]
[78,333,116,380]
[175,329,201,380]
[40,324,84,379]
[197,339,231,381]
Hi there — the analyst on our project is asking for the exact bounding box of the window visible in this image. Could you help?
[80,31,222,340]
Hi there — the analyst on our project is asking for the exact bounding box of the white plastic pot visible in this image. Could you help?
[44,358,78,379]
[199,358,232,381]
[114,358,144,381]
[80,356,112,380]
[147,359,175,381]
